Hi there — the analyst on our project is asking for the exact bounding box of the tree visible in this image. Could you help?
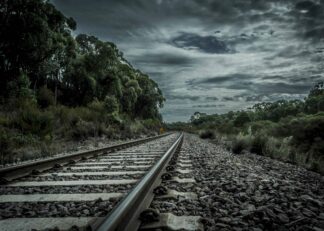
[37,86,55,108]
[104,96,119,114]
[135,74,165,119]
[0,0,76,99]
[0,0,166,129]
[234,111,251,127]
[305,82,324,114]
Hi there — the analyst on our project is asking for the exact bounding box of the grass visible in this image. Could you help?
[226,132,324,174]
[0,100,162,166]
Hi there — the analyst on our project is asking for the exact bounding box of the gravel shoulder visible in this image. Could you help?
[184,133,324,230]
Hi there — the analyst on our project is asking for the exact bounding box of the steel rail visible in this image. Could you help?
[0,133,171,182]
[94,132,184,231]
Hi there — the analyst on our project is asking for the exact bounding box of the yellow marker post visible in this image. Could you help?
[159,127,164,134]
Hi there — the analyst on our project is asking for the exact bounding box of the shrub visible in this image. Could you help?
[129,120,146,136]
[104,95,119,114]
[199,130,215,139]
[37,86,55,108]
[231,134,249,154]
[217,121,238,134]
[250,134,267,155]
[263,136,291,160]
[142,119,161,130]
[66,109,80,127]
[0,128,12,164]
[249,120,274,135]
[289,113,324,158]
[69,120,96,140]
[0,114,10,126]
[88,99,105,114]
[13,106,53,138]
[234,111,251,127]
[74,107,98,122]
[10,133,39,147]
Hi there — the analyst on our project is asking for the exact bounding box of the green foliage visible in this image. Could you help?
[263,136,291,161]
[181,81,324,174]
[234,111,251,127]
[37,86,55,108]
[252,100,304,122]
[289,113,324,158]
[141,119,162,130]
[304,82,324,114]
[69,120,96,140]
[199,130,215,139]
[249,120,275,135]
[231,134,249,154]
[0,0,75,99]
[0,0,164,124]
[0,128,12,164]
[104,96,119,114]
[13,104,53,139]
[6,72,35,102]
[0,0,166,165]
[249,133,267,155]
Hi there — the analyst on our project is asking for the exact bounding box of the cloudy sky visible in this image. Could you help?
[52,0,324,122]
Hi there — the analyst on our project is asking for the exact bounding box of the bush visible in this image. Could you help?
[249,120,274,135]
[217,121,238,134]
[250,134,267,155]
[0,114,10,126]
[37,86,55,108]
[13,106,53,138]
[290,113,324,156]
[88,99,105,114]
[199,130,215,139]
[104,95,119,114]
[142,119,161,130]
[129,120,146,136]
[69,120,96,140]
[0,128,12,164]
[263,136,290,160]
[234,111,251,127]
[10,133,39,147]
[231,134,249,154]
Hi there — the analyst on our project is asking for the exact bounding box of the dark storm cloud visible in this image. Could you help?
[194,104,225,108]
[187,73,314,95]
[251,82,312,94]
[52,0,324,41]
[290,0,324,40]
[276,46,312,59]
[52,0,324,122]
[167,95,201,101]
[222,96,236,101]
[171,33,232,54]
[263,75,323,83]
[205,96,219,101]
[186,74,253,88]
[50,0,269,37]
[132,52,194,66]
[293,75,324,83]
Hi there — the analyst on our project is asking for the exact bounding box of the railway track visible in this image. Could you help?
[0,132,203,231]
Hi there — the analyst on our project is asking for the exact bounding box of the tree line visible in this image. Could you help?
[168,82,324,174]
[0,0,164,119]
[0,0,164,164]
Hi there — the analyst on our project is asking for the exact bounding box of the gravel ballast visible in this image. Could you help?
[150,133,324,231]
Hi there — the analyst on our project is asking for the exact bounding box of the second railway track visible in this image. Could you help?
[0,132,193,231]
